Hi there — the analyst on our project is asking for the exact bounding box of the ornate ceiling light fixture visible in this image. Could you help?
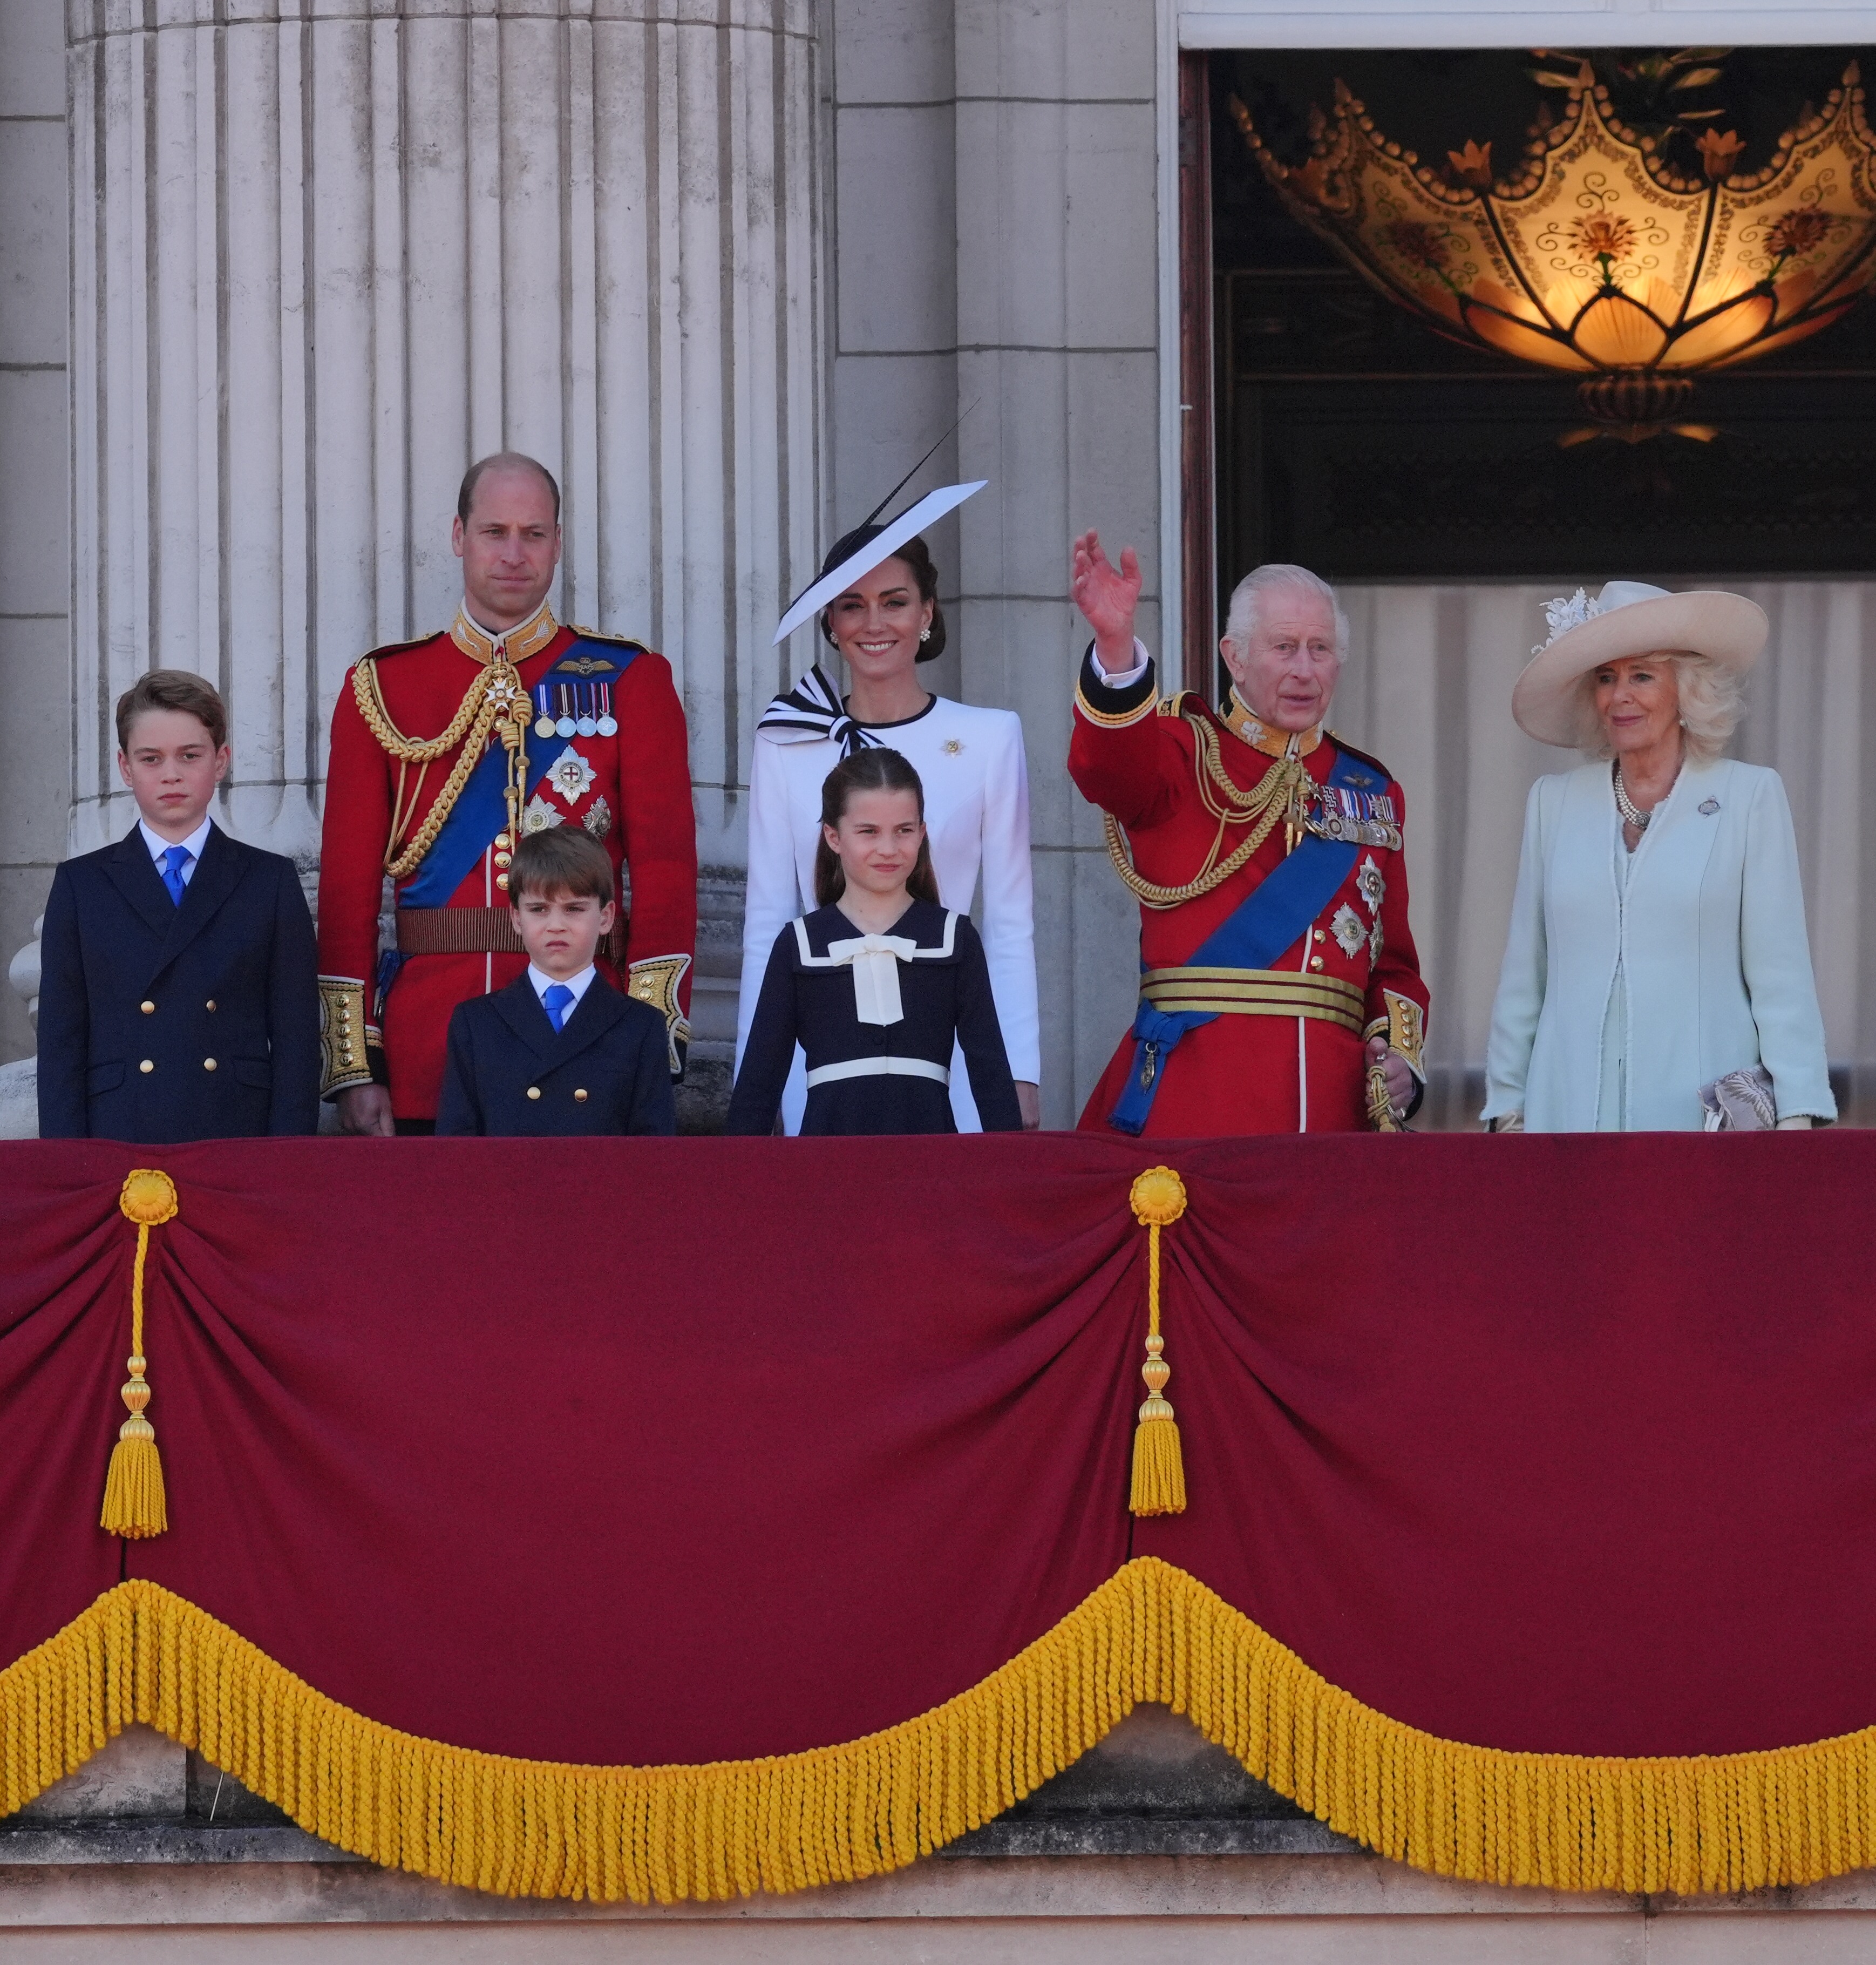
[1231,56,1876,443]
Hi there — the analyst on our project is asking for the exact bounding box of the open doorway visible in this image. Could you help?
[1178,44,1876,1124]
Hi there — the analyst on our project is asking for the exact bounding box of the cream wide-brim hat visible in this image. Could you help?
[1511,581,1768,748]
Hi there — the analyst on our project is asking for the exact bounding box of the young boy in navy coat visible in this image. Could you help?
[435,828,675,1136]
[37,670,321,1141]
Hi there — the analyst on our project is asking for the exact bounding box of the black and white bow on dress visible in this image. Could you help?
[755,665,880,758]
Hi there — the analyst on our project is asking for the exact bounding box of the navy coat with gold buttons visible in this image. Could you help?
[37,822,321,1141]
[434,973,676,1137]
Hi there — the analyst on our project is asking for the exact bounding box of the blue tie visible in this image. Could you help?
[160,845,192,906]
[542,982,574,1033]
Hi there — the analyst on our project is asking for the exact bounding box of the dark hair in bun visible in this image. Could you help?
[817,528,946,663]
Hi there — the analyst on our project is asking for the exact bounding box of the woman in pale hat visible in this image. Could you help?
[1483,581,1833,1133]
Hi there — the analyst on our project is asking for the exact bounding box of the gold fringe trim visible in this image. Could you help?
[7,1563,1876,1901]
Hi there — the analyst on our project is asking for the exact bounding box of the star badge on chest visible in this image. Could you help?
[1356,854,1385,918]
[521,792,563,834]
[1331,903,1367,958]
[547,749,599,808]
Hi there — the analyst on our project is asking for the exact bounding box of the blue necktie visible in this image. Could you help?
[542,982,574,1033]
[160,845,192,907]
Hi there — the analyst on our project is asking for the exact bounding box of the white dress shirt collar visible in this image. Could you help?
[138,815,214,878]
[528,963,596,1009]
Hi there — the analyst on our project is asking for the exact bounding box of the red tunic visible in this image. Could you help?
[318,611,697,1121]
[1070,666,1428,1136]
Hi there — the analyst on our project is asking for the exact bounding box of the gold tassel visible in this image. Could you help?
[1365,1058,1403,1133]
[100,1170,179,1540]
[1127,1166,1187,1516]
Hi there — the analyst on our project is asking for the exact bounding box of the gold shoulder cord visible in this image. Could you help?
[351,658,531,879]
[1103,705,1307,911]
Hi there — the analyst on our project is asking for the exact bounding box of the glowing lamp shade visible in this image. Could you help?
[1233,63,1876,433]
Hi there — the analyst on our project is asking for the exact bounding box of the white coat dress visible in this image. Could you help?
[1483,757,1836,1131]
[737,693,1040,1133]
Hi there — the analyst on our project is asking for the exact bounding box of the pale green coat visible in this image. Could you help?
[1483,757,1835,1132]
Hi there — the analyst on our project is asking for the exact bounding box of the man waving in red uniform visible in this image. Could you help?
[318,453,697,1134]
[1069,533,1427,1136]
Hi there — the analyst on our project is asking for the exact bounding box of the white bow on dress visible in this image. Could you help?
[824,934,917,1025]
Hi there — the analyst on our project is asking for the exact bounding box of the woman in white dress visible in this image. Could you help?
[1483,580,1834,1134]
[738,499,1041,1131]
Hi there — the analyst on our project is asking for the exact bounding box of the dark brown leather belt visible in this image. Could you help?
[395,907,627,961]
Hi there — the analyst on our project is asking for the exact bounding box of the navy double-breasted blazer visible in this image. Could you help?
[435,973,676,1137]
[37,823,321,1141]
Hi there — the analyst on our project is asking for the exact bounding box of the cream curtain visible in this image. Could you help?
[1334,581,1876,1129]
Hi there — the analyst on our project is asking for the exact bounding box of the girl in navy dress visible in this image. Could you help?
[727,749,1021,1136]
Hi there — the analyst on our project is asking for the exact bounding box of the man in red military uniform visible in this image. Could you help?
[1068,533,1427,1136]
[319,453,697,1134]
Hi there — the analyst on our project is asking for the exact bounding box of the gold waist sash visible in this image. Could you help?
[1140,965,1365,1035]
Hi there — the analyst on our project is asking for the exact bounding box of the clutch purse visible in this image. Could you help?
[1700,1066,1777,1131]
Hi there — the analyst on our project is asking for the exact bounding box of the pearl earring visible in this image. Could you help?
[919,627,932,643]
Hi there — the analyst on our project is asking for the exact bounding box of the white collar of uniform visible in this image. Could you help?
[139,815,214,866]
[528,963,596,1008]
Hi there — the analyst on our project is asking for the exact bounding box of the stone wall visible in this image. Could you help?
[827,0,1160,1124]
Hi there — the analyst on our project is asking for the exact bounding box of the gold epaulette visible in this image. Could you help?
[567,625,649,651]
[359,630,445,663]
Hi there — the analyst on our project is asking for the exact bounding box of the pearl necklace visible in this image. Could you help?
[1612,763,1654,832]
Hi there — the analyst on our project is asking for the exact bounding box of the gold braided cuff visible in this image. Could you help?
[1364,991,1426,1082]
[1075,676,1160,729]
[627,954,693,1076]
[1074,646,1159,729]
[318,978,378,1098]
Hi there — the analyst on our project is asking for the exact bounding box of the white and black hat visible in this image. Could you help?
[771,479,985,657]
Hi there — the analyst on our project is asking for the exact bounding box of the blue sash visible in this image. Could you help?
[1107,747,1368,1135]
[396,638,640,910]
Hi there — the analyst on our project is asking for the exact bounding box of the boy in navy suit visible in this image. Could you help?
[37,670,321,1141]
[435,828,675,1136]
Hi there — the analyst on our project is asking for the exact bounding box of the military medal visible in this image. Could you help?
[1301,782,1401,851]
[548,749,599,807]
[534,679,614,740]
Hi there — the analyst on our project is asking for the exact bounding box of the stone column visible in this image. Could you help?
[0,0,68,1074]
[66,0,824,927]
